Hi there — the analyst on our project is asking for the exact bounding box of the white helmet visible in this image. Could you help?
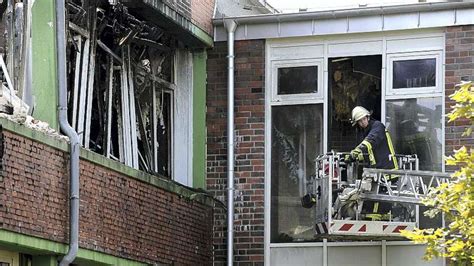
[351,106,370,126]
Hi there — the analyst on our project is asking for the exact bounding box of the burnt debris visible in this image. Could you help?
[66,0,175,177]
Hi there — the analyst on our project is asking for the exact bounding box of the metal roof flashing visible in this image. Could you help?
[213,2,474,41]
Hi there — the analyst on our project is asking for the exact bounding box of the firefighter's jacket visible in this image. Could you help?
[356,119,397,170]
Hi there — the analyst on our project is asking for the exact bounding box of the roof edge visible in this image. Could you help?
[213,1,474,26]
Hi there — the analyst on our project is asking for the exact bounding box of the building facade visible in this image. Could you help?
[0,0,217,265]
[208,2,474,265]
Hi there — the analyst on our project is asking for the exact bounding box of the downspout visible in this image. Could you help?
[56,0,80,265]
[224,19,237,266]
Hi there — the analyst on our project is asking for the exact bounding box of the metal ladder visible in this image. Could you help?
[308,152,451,236]
[359,168,452,205]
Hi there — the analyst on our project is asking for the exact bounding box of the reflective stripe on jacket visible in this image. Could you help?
[357,119,398,170]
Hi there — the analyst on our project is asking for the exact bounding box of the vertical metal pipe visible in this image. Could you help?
[328,156,333,227]
[224,19,237,266]
[56,0,80,265]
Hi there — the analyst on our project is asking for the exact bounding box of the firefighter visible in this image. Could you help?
[348,106,399,220]
[348,106,398,171]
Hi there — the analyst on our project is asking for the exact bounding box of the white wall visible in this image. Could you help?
[270,243,443,266]
[173,49,193,186]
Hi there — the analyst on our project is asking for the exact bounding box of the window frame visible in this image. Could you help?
[153,85,175,179]
[269,103,324,243]
[265,32,446,258]
[386,51,442,96]
[271,58,324,104]
[385,95,444,168]
[0,250,19,266]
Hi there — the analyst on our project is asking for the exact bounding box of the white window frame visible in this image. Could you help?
[265,31,446,265]
[271,58,324,104]
[386,51,442,96]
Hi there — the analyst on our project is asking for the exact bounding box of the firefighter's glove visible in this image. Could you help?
[344,154,352,163]
[350,148,364,162]
[301,193,317,208]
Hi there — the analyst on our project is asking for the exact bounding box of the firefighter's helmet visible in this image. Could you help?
[351,106,370,126]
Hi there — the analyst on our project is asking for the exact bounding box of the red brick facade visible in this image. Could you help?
[191,0,215,35]
[206,40,265,264]
[162,0,215,35]
[445,25,474,154]
[0,129,213,265]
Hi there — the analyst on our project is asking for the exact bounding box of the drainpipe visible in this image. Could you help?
[224,19,237,266]
[56,0,80,265]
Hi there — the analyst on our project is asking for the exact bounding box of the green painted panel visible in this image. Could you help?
[192,50,207,189]
[31,0,58,130]
[191,24,214,48]
[0,230,146,266]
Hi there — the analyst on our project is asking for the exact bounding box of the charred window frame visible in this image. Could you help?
[150,86,174,177]
[65,1,177,178]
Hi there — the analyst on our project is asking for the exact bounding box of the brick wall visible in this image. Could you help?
[191,0,215,35]
[445,25,474,154]
[0,129,213,265]
[207,40,265,265]
[163,0,215,35]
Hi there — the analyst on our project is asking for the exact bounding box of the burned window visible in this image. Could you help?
[392,58,436,89]
[277,66,318,95]
[137,86,173,177]
[66,1,176,178]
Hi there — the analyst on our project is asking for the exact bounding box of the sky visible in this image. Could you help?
[266,0,421,12]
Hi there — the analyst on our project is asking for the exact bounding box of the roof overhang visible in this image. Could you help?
[123,0,214,48]
[213,2,474,41]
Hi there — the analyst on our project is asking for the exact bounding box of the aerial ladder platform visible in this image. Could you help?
[303,152,451,238]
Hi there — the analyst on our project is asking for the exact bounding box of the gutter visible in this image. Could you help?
[224,19,237,266]
[56,0,81,265]
[213,1,474,25]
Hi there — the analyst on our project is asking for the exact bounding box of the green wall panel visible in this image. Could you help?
[192,50,207,189]
[31,0,58,130]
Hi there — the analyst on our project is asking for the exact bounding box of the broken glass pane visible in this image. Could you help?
[393,58,436,89]
[277,66,318,95]
[271,104,323,243]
